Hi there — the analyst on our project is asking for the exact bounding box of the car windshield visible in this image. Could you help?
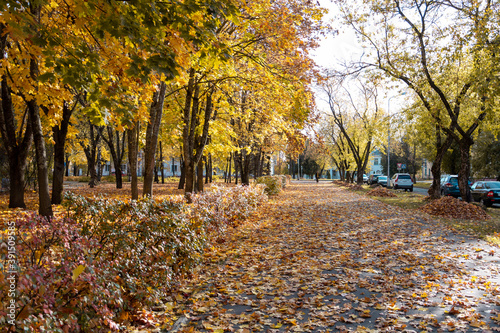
[486,182,500,189]
[398,175,411,179]
[449,177,458,185]
[378,176,387,181]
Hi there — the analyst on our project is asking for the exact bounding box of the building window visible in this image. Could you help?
[374,158,379,166]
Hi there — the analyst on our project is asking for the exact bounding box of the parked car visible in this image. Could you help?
[368,174,380,185]
[390,173,413,191]
[363,174,368,183]
[471,181,500,207]
[377,176,388,187]
[440,175,472,198]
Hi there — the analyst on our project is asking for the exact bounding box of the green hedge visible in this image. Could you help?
[256,175,285,195]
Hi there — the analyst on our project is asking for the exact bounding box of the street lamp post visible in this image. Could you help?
[387,92,406,188]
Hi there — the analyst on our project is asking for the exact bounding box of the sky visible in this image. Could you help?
[309,0,363,114]
[310,0,409,117]
[310,6,362,70]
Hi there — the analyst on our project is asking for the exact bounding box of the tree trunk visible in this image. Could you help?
[253,151,260,181]
[260,154,266,177]
[88,150,98,187]
[224,157,228,182]
[197,157,204,192]
[240,150,251,185]
[182,72,199,201]
[127,123,139,200]
[154,163,159,183]
[457,138,473,202]
[143,81,167,197]
[234,152,239,185]
[0,79,33,208]
[228,153,232,183]
[412,142,417,183]
[208,154,213,183]
[184,161,195,200]
[52,103,69,205]
[205,155,209,184]
[428,130,454,199]
[316,164,325,183]
[27,98,53,217]
[79,123,103,188]
[65,153,70,177]
[103,126,126,189]
[96,146,103,181]
[160,141,164,184]
[8,153,30,208]
[178,158,186,189]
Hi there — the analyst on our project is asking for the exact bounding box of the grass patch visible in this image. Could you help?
[369,188,500,243]
[353,185,373,194]
[374,192,427,210]
[438,211,500,242]
[334,181,372,195]
[413,181,431,189]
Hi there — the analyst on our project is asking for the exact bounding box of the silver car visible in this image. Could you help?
[390,173,413,191]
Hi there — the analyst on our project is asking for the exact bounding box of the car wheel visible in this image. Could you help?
[410,186,413,192]
[441,190,444,196]
[394,185,398,190]
[484,199,493,207]
[480,198,489,207]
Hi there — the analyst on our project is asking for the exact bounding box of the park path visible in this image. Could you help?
[162,182,500,332]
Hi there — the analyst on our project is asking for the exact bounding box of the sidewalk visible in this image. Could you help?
[161,182,500,332]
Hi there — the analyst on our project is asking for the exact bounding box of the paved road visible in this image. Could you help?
[409,186,428,196]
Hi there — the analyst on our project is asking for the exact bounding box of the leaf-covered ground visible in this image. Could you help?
[149,182,500,332]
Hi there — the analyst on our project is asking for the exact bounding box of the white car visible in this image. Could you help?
[377,176,388,187]
[363,174,368,183]
[390,173,413,191]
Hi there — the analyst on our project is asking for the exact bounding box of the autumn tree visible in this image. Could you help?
[333,0,500,201]
[321,118,355,182]
[76,119,103,188]
[300,138,330,181]
[321,76,381,184]
[102,126,127,189]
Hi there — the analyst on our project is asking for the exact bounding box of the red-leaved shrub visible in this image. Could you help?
[0,185,267,332]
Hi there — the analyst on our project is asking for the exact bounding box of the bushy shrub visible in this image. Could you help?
[256,175,284,195]
[1,214,109,332]
[101,175,116,182]
[191,184,267,235]
[77,176,91,183]
[64,176,91,182]
[0,185,268,332]
[63,193,205,292]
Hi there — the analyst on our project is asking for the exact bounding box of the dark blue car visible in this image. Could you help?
[440,175,472,198]
[471,181,500,207]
